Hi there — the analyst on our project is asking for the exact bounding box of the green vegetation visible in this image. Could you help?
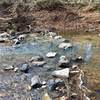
[35,0,65,10]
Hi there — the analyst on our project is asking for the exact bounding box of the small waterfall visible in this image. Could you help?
[83,43,93,62]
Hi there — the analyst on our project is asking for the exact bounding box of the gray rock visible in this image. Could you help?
[0,32,10,42]
[47,79,64,91]
[31,75,42,88]
[58,42,72,49]
[20,63,29,73]
[13,39,20,45]
[54,36,62,40]
[0,32,10,38]
[48,32,57,37]
[0,38,9,43]
[18,34,26,41]
[32,61,46,67]
[52,68,70,78]
[58,56,70,68]
[2,64,14,70]
[29,55,44,62]
[46,52,57,58]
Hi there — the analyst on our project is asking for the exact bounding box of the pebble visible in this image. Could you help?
[52,68,70,78]
[46,52,57,58]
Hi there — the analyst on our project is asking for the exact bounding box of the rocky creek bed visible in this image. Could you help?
[0,31,99,100]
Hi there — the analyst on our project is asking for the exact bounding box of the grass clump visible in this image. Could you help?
[35,0,65,11]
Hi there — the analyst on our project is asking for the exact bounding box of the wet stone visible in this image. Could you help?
[13,39,20,45]
[31,75,42,89]
[72,56,84,63]
[20,63,29,73]
[32,61,46,67]
[58,56,70,68]
[48,32,57,37]
[47,79,64,91]
[46,52,57,58]
[58,42,72,49]
[2,64,14,71]
[54,36,62,40]
[29,55,44,62]
[18,34,26,41]
[52,68,70,78]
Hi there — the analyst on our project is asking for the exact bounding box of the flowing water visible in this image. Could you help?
[0,33,100,100]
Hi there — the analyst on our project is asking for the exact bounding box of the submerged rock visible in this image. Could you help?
[54,36,62,40]
[46,52,57,58]
[52,68,70,78]
[58,42,72,49]
[20,63,29,73]
[47,79,64,91]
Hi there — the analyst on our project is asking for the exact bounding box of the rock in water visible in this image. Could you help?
[0,32,10,43]
[58,56,70,68]
[32,61,46,67]
[58,43,72,49]
[29,55,44,62]
[13,39,20,45]
[54,36,62,39]
[48,32,57,37]
[31,75,42,89]
[46,52,57,58]
[42,92,52,100]
[52,68,70,78]
[18,34,26,41]
[3,64,14,71]
[20,63,29,73]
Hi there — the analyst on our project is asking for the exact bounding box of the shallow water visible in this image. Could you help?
[0,34,100,100]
